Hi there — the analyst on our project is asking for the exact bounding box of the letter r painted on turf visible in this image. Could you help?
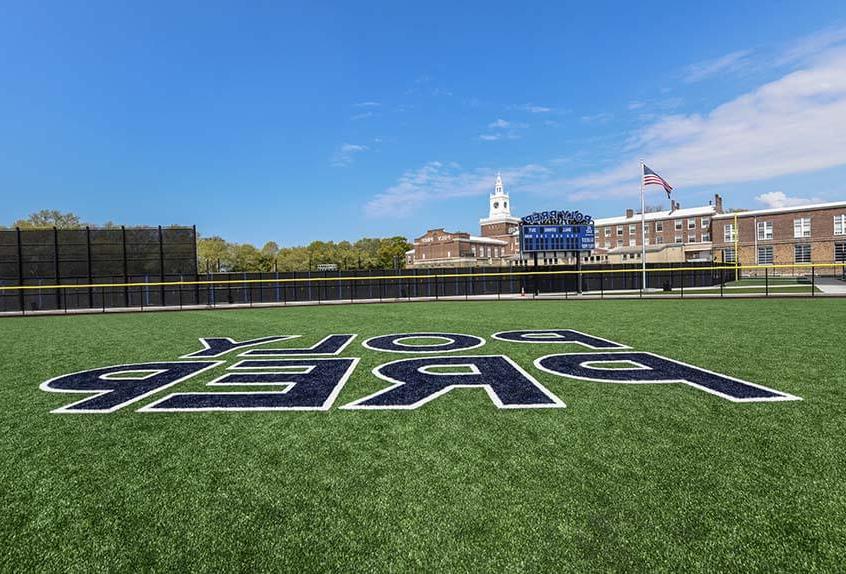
[342,355,565,410]
[40,362,222,413]
[492,330,629,349]
[534,352,801,402]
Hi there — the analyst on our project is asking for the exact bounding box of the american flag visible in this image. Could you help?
[642,164,673,198]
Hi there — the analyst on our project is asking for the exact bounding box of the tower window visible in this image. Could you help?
[493,202,499,209]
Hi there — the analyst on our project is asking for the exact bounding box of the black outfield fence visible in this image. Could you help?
[0,226,197,312]
[1,259,843,315]
[0,262,762,314]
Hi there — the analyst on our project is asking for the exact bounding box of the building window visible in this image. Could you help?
[604,241,610,249]
[688,234,697,243]
[757,221,773,240]
[656,221,663,232]
[688,218,696,230]
[836,242,846,262]
[629,238,636,247]
[644,237,650,245]
[674,235,683,244]
[629,224,636,234]
[757,246,773,265]
[604,227,611,237]
[675,219,682,230]
[724,223,736,242]
[702,233,711,242]
[794,244,811,263]
[723,248,736,263]
[617,239,622,247]
[701,217,710,228]
[835,215,846,235]
[617,226,623,236]
[655,236,664,244]
[794,217,811,238]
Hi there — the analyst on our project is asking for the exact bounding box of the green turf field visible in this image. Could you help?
[2,300,844,572]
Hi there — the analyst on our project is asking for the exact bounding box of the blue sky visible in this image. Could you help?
[2,1,846,244]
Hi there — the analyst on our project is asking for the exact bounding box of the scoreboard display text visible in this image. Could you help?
[520,224,595,253]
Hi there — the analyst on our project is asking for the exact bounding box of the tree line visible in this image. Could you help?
[4,210,412,272]
[196,236,411,273]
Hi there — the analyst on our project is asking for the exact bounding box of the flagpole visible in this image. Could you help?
[640,160,646,291]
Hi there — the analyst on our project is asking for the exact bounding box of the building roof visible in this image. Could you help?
[594,205,716,226]
[467,235,508,245]
[712,201,846,219]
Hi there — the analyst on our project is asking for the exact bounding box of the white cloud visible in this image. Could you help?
[755,191,821,208]
[479,133,503,141]
[354,101,381,108]
[565,47,846,200]
[516,103,553,113]
[489,118,511,129]
[683,50,753,83]
[778,25,846,65]
[350,111,374,121]
[580,112,613,124]
[331,143,368,167]
[365,162,550,217]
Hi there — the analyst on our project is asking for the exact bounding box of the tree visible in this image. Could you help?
[197,236,230,272]
[377,236,412,269]
[14,210,84,229]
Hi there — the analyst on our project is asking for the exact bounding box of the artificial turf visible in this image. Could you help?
[1,299,844,572]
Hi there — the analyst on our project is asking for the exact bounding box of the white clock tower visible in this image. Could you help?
[480,173,521,256]
[488,172,511,219]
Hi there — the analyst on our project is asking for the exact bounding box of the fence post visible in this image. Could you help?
[53,226,61,311]
[680,270,684,299]
[192,225,200,306]
[121,226,130,307]
[765,267,768,296]
[16,227,24,314]
[157,226,166,307]
[86,226,94,309]
[812,266,815,297]
[600,272,604,299]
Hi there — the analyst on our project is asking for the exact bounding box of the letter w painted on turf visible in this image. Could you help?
[534,352,801,402]
[342,356,565,410]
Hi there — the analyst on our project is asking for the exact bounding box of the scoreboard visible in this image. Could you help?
[520,224,595,253]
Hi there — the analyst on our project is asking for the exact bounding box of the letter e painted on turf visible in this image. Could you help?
[181,336,297,358]
[40,362,222,413]
[492,330,628,349]
[139,358,359,411]
[342,355,564,410]
[534,352,801,402]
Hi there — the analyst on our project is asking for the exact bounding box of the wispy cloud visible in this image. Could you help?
[478,118,528,141]
[755,191,822,208]
[350,111,374,121]
[580,112,613,124]
[365,162,550,217]
[353,101,381,108]
[777,24,846,65]
[562,45,846,202]
[513,103,553,113]
[331,143,369,167]
[683,50,753,83]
